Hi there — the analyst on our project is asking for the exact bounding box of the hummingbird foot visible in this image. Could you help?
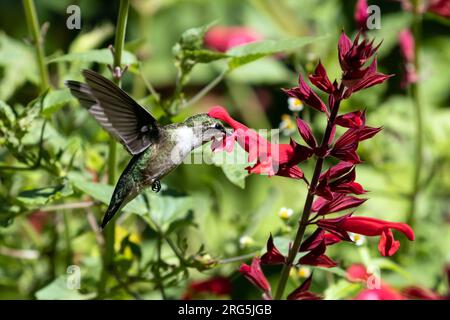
[152,180,161,193]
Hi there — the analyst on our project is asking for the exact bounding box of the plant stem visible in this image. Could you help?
[63,211,73,266]
[274,102,340,300]
[23,0,50,92]
[182,69,227,109]
[98,0,130,298]
[406,0,423,229]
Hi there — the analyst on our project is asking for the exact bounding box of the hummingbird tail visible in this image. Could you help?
[101,198,124,229]
[100,154,142,229]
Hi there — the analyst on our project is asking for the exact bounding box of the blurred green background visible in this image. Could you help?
[0,0,449,299]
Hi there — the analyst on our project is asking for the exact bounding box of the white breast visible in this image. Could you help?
[169,126,201,164]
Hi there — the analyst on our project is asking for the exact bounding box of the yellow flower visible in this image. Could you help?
[115,225,141,258]
[278,207,293,220]
[290,266,311,279]
[279,114,296,136]
[288,97,304,112]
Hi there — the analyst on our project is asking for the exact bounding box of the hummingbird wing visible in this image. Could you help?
[65,69,159,155]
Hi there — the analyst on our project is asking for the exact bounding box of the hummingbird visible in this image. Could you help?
[65,70,226,229]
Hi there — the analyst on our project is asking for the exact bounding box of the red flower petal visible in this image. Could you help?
[283,74,329,114]
[354,0,369,31]
[296,117,317,148]
[335,110,364,128]
[261,234,286,265]
[308,60,334,94]
[298,241,337,268]
[239,257,271,293]
[346,264,370,282]
[378,228,400,256]
[312,194,367,215]
[287,274,322,300]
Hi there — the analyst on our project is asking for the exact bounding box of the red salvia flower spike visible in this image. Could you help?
[261,234,286,265]
[283,74,329,115]
[239,257,271,293]
[287,273,322,300]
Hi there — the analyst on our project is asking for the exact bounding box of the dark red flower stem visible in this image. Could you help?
[274,100,341,300]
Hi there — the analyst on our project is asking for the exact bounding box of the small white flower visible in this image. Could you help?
[279,114,296,136]
[278,207,293,220]
[349,232,366,246]
[288,97,304,112]
[239,235,254,248]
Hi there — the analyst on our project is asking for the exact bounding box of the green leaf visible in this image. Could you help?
[226,57,292,84]
[203,142,249,189]
[69,174,193,230]
[69,24,114,53]
[48,49,137,65]
[0,32,38,100]
[226,35,326,70]
[69,174,147,215]
[35,276,95,300]
[17,182,73,206]
[182,49,229,64]
[323,279,362,300]
[41,89,74,117]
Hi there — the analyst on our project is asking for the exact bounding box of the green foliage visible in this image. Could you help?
[0,0,449,301]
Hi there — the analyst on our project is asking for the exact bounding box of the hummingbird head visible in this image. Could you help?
[184,113,227,143]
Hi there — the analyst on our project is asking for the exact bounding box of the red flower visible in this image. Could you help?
[346,264,405,300]
[335,110,364,128]
[308,60,334,94]
[354,0,369,31]
[261,234,286,265]
[204,26,263,52]
[283,74,329,114]
[298,240,337,268]
[296,117,317,149]
[356,286,404,300]
[402,286,442,300]
[312,194,367,216]
[317,215,414,256]
[338,31,392,97]
[300,228,342,252]
[331,121,382,164]
[208,106,311,179]
[428,0,450,18]
[239,257,271,294]
[398,29,418,88]
[316,162,366,199]
[287,274,322,300]
[183,277,232,299]
[346,263,370,282]
[27,210,50,233]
